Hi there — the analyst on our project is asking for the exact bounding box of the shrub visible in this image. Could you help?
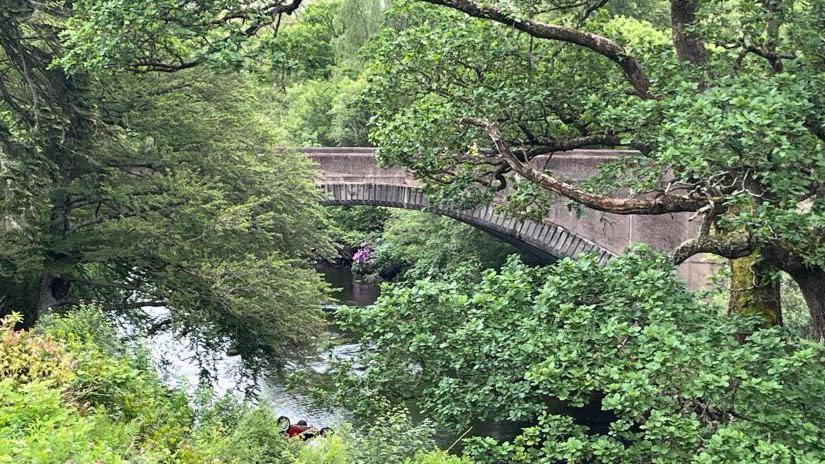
[0,312,74,386]
[0,307,458,463]
[1,308,197,461]
[0,379,132,463]
[344,409,439,464]
[410,451,474,464]
[189,394,296,463]
[294,435,351,464]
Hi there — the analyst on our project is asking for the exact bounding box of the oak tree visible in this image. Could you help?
[365,0,825,338]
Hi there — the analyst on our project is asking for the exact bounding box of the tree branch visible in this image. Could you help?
[418,0,654,99]
[524,133,623,157]
[69,202,185,232]
[671,232,753,265]
[463,117,708,215]
[577,0,610,24]
[128,1,304,72]
[69,278,144,291]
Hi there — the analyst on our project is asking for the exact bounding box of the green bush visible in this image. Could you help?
[333,247,825,463]
[0,307,462,463]
[0,308,192,463]
[187,394,301,463]
[294,435,351,464]
[344,409,439,464]
[0,312,74,386]
[0,379,132,464]
[410,451,474,464]
[369,210,524,281]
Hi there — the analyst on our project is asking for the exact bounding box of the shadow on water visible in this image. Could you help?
[317,263,381,308]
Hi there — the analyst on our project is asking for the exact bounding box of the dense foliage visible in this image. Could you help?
[261,0,383,147]
[364,0,825,336]
[326,206,526,281]
[0,2,335,366]
[5,1,825,463]
[0,307,464,463]
[369,210,528,280]
[331,248,825,462]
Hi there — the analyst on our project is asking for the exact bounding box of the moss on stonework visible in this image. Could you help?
[728,251,782,326]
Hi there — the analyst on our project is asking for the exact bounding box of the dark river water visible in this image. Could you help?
[143,264,521,447]
[321,263,382,307]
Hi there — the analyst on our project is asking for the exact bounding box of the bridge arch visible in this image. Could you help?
[320,183,614,265]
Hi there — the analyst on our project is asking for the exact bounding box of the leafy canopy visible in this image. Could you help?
[331,248,825,462]
[363,0,825,336]
[0,3,334,368]
[58,0,305,72]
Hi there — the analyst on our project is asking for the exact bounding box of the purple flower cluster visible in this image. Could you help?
[353,245,374,264]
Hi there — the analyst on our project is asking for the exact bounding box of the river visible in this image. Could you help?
[138,264,372,428]
[141,264,521,447]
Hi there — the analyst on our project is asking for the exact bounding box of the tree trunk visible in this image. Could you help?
[787,268,825,343]
[728,251,781,330]
[35,273,70,322]
[671,0,708,66]
[32,191,73,323]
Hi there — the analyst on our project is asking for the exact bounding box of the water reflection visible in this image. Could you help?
[318,263,381,307]
[139,305,253,396]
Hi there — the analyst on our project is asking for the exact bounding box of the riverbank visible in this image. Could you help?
[133,262,526,450]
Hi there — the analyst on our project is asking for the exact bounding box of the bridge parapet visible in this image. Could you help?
[303,147,415,187]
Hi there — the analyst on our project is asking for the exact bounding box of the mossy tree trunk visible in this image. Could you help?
[764,245,825,342]
[728,251,782,331]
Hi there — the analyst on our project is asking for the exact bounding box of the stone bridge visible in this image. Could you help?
[300,147,715,288]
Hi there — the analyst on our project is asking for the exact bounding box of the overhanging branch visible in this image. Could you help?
[128,0,304,73]
[524,133,623,157]
[671,232,753,265]
[463,117,707,215]
[418,0,654,98]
